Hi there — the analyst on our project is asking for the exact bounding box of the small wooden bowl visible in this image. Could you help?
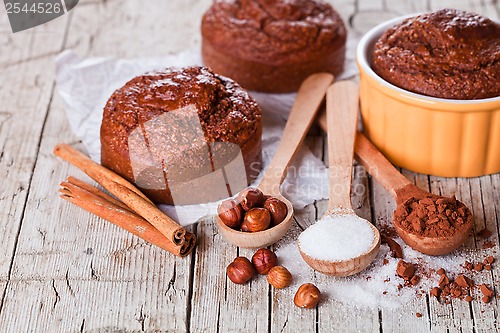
[216,194,294,249]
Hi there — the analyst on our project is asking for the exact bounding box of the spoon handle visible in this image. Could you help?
[326,81,359,212]
[258,73,334,196]
[354,133,412,199]
[318,114,412,200]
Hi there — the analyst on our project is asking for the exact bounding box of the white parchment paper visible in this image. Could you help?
[55,42,359,225]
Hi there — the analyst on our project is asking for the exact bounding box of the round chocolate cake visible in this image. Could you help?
[372,9,500,100]
[201,0,347,93]
[100,66,262,205]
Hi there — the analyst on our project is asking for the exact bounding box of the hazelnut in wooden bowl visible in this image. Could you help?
[217,187,292,248]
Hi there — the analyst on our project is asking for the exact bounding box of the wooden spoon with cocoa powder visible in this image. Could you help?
[318,114,473,256]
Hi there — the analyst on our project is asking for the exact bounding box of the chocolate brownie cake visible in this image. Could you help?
[372,9,500,100]
[201,0,346,93]
[100,66,262,205]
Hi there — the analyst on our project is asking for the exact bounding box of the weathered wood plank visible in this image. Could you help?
[190,218,269,333]
[0,87,194,332]
[0,10,70,322]
[0,278,195,332]
[0,0,212,331]
[429,0,481,13]
[66,0,212,57]
[352,0,401,35]
[0,0,499,332]
[270,215,317,333]
[431,176,499,332]
[384,0,429,14]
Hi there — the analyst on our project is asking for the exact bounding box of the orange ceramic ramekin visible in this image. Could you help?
[357,15,500,178]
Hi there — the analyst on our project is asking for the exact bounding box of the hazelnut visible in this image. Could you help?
[267,266,292,289]
[241,208,271,232]
[218,199,244,229]
[252,248,278,275]
[294,283,321,309]
[238,188,265,211]
[226,257,255,284]
[264,197,288,226]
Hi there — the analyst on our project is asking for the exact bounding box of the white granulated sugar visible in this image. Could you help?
[298,214,375,261]
[276,235,497,310]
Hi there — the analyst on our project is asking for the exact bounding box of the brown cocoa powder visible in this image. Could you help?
[428,264,497,305]
[393,195,472,237]
[476,227,492,239]
[396,260,415,280]
[482,241,495,249]
[480,284,493,298]
[474,263,484,272]
[464,257,494,272]
[381,235,403,259]
[431,270,474,303]
[455,275,473,288]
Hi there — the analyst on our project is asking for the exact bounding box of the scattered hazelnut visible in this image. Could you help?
[241,208,271,232]
[267,266,292,289]
[264,197,288,226]
[238,188,265,211]
[218,199,244,229]
[226,257,255,284]
[294,283,321,309]
[252,248,278,275]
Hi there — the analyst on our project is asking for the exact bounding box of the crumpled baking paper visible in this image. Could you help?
[55,44,358,226]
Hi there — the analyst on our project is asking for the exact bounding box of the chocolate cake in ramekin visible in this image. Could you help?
[357,9,500,177]
[372,9,500,100]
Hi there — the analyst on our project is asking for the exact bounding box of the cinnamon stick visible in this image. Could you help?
[54,144,191,248]
[66,176,132,212]
[59,179,196,257]
[54,144,153,204]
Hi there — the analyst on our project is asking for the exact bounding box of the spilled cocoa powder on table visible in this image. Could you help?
[429,257,496,304]
[394,253,496,305]
[381,225,497,307]
[393,195,471,237]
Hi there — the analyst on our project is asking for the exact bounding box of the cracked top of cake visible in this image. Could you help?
[101,66,261,150]
[372,9,500,100]
[201,0,346,64]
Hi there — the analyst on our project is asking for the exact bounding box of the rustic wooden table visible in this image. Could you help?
[1,0,499,332]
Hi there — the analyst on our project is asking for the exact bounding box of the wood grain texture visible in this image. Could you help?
[0,0,499,332]
[0,10,71,326]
